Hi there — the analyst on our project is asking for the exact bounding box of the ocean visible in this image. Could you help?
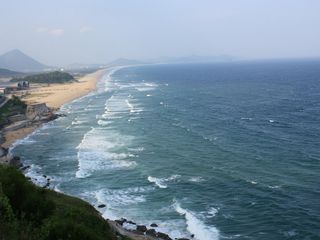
[11,60,320,240]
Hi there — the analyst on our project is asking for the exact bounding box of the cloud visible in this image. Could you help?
[36,27,64,37]
[49,28,64,36]
[79,26,91,33]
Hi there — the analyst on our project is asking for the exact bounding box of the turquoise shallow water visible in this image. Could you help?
[12,60,320,240]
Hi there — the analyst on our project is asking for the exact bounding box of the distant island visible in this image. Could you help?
[11,71,75,84]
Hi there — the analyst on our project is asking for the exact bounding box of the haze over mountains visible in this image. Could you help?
[0,49,235,75]
[0,49,48,72]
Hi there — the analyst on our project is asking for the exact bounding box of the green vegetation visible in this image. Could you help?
[0,165,128,240]
[11,71,75,84]
[0,96,27,127]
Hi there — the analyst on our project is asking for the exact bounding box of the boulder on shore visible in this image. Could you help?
[115,218,127,226]
[0,147,8,157]
[136,225,147,233]
[146,229,157,237]
[150,223,158,227]
[157,232,172,240]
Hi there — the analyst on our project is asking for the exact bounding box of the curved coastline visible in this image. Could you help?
[7,66,187,240]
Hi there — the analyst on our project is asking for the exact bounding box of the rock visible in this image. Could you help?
[146,229,157,237]
[136,225,147,233]
[0,134,5,145]
[43,174,47,178]
[115,220,123,225]
[127,220,136,225]
[98,204,106,208]
[157,232,172,240]
[20,165,30,171]
[150,223,158,227]
[115,218,127,225]
[9,156,22,168]
[191,234,194,238]
[176,238,190,240]
[0,147,8,157]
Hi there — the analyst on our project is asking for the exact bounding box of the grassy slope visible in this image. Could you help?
[0,165,131,240]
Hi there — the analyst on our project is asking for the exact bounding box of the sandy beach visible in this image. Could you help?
[1,69,106,148]
[23,69,106,109]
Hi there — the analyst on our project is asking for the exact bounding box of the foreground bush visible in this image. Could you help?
[0,165,124,240]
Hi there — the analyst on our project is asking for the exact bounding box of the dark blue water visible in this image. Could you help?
[12,60,320,240]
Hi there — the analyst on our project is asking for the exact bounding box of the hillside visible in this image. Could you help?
[0,165,130,240]
[0,68,22,78]
[0,49,47,72]
[11,71,75,84]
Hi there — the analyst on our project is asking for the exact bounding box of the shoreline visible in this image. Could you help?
[4,66,190,240]
[1,69,107,148]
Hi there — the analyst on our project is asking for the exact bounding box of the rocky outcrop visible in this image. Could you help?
[146,229,157,237]
[157,232,172,240]
[136,225,147,233]
[0,151,22,168]
[26,103,51,121]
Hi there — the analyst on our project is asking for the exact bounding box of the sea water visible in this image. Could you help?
[12,60,320,240]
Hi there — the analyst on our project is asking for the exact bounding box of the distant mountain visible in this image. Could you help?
[0,68,22,77]
[0,49,48,72]
[107,58,144,67]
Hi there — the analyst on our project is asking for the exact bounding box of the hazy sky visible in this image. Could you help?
[1,0,320,65]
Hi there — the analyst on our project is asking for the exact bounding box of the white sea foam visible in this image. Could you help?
[71,120,86,125]
[75,127,136,178]
[123,222,137,231]
[148,219,187,240]
[105,94,143,115]
[269,119,275,123]
[23,164,54,188]
[134,82,158,92]
[128,147,144,152]
[246,180,258,185]
[103,67,125,92]
[241,117,253,121]
[147,175,181,188]
[208,207,219,217]
[189,176,205,183]
[97,119,112,126]
[148,176,168,188]
[174,201,220,240]
[95,186,153,220]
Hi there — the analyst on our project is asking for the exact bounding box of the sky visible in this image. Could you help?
[0,0,320,66]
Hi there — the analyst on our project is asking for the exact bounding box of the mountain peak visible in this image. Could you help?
[0,49,47,72]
